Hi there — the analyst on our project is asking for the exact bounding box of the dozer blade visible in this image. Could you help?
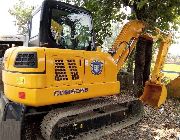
[140,82,167,107]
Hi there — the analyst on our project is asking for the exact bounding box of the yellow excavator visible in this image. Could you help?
[0,0,172,139]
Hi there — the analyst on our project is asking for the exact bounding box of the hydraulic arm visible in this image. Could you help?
[111,20,145,70]
[110,22,172,107]
[140,29,172,107]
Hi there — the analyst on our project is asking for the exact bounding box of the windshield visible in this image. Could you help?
[50,8,94,50]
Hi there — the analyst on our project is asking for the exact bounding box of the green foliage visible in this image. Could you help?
[9,0,180,45]
[73,0,180,46]
[125,0,180,31]
[136,0,148,9]
[9,0,34,35]
[72,0,126,45]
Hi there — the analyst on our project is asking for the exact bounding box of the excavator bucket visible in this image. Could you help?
[140,82,167,107]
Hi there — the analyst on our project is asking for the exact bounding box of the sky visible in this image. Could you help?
[0,0,179,55]
[0,0,43,35]
[0,0,17,35]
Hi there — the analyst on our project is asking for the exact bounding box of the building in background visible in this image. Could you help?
[0,34,25,86]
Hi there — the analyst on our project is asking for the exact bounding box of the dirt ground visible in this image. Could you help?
[101,94,180,140]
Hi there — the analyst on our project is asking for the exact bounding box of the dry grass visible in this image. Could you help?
[152,63,180,80]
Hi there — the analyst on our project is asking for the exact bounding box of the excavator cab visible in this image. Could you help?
[29,0,95,50]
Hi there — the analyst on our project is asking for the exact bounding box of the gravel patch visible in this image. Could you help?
[101,94,180,140]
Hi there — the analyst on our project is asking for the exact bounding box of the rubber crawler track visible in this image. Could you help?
[41,97,144,140]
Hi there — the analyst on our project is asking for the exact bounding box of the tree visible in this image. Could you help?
[73,0,128,46]
[9,0,34,35]
[9,0,180,43]
[121,0,180,96]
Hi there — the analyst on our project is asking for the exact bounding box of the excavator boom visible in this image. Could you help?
[109,20,172,107]
[111,20,145,70]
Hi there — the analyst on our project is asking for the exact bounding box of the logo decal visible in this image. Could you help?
[90,60,103,75]
[54,88,88,96]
